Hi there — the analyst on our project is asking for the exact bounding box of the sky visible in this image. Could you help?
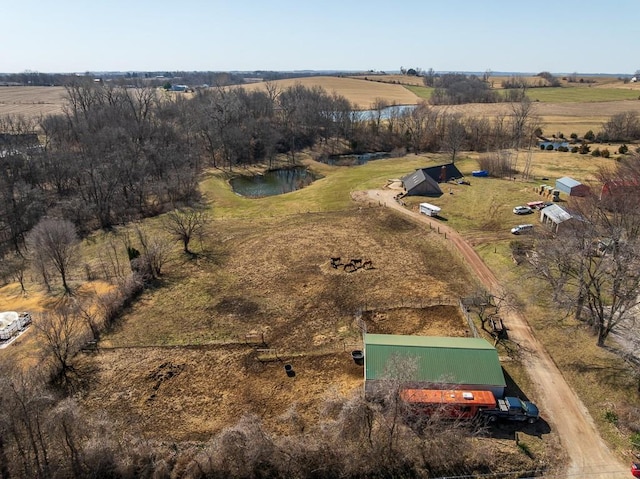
[2,0,639,75]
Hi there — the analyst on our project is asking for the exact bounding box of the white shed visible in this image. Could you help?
[540,204,573,233]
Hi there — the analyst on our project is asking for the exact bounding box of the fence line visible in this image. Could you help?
[459,299,479,338]
[359,296,459,312]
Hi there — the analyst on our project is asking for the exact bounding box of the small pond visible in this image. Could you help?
[356,104,417,120]
[539,140,570,150]
[229,167,318,197]
[323,151,391,166]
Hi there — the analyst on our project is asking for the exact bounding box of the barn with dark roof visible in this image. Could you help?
[401,163,463,197]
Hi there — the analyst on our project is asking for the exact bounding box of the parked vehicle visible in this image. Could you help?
[400,389,539,424]
[480,395,540,424]
[419,202,441,217]
[513,206,533,215]
[526,201,545,210]
[511,224,533,235]
[632,462,640,478]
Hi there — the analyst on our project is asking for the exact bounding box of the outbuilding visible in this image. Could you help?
[540,204,573,233]
[402,163,463,197]
[363,334,506,399]
[555,176,590,197]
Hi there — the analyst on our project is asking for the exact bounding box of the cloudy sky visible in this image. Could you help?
[3,0,639,74]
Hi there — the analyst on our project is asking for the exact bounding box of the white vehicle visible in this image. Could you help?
[419,202,441,217]
[513,206,533,215]
[511,224,533,235]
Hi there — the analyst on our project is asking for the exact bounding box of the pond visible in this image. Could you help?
[229,167,318,197]
[323,151,391,166]
[539,140,570,150]
[355,104,417,120]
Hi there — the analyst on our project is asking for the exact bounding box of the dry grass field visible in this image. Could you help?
[0,86,67,118]
[236,76,420,109]
[73,208,474,441]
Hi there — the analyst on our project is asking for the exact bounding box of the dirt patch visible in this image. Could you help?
[79,346,363,441]
[363,305,468,337]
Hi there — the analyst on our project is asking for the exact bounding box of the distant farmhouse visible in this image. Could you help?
[402,163,463,196]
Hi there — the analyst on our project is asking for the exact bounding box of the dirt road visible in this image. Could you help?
[359,189,629,479]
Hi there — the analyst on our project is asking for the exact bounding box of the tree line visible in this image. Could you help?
[0,80,545,258]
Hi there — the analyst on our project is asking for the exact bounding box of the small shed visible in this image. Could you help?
[540,204,573,233]
[363,334,506,399]
[555,177,589,197]
[402,163,463,197]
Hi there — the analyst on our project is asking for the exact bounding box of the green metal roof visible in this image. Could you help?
[364,334,506,387]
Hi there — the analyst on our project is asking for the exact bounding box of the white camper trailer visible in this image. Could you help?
[0,312,31,341]
[419,202,441,217]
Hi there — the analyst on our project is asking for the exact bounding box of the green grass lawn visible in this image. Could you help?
[526,87,640,102]
[404,85,433,101]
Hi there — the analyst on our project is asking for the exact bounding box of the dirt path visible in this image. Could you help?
[357,189,629,479]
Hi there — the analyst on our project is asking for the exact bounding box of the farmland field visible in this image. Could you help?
[236,75,420,109]
[0,86,67,118]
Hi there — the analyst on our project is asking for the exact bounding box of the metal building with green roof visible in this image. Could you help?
[363,334,506,399]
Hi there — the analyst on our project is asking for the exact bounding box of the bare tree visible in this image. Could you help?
[26,218,79,295]
[0,367,54,479]
[35,304,88,386]
[0,253,28,294]
[131,225,173,279]
[163,208,210,255]
[443,113,467,163]
[509,97,539,150]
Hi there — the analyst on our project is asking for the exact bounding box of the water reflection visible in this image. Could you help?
[229,167,317,197]
[323,152,391,166]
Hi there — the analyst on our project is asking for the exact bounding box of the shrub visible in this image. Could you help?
[477,151,518,177]
[558,146,569,152]
[592,148,601,157]
[579,143,591,154]
[601,148,610,158]
[604,409,618,424]
[632,431,640,449]
[571,146,579,153]
[618,144,629,154]
[570,133,578,139]
[584,130,595,141]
